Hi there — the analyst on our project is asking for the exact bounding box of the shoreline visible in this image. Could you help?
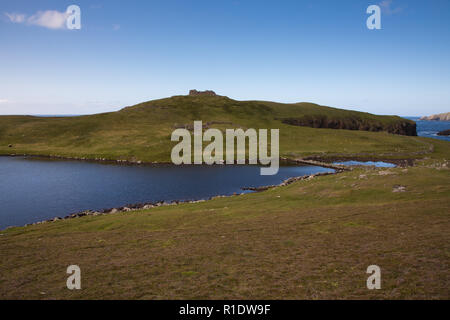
[2,159,350,231]
[19,170,343,230]
[2,154,411,231]
[0,151,409,167]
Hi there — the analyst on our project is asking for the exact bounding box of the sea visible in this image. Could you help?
[404,117,450,142]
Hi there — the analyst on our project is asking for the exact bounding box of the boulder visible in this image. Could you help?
[393,185,407,193]
[437,129,450,136]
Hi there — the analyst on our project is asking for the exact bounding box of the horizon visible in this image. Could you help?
[1,0,449,116]
[3,92,445,118]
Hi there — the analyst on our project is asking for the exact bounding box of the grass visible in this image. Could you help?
[0,95,425,162]
[0,95,448,299]
[0,138,448,299]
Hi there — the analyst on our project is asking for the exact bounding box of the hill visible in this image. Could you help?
[0,94,421,162]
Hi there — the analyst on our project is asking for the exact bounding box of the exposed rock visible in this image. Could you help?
[189,89,217,96]
[281,116,417,136]
[393,185,407,193]
[437,129,450,136]
[420,112,450,121]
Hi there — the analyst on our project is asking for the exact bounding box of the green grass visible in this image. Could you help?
[0,95,425,162]
[0,139,448,299]
[0,95,448,299]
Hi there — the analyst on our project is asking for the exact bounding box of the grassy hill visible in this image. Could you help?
[0,94,449,299]
[0,95,422,162]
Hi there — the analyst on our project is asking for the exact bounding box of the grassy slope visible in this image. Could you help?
[0,139,449,299]
[0,95,424,162]
[0,96,448,299]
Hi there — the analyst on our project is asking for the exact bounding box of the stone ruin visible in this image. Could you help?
[189,89,217,96]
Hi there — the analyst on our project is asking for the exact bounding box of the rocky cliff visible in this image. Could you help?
[420,112,450,121]
[281,115,417,136]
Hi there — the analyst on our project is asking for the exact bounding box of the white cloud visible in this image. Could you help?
[379,0,403,15]
[4,10,68,30]
[0,99,9,104]
[27,10,68,29]
[5,13,26,23]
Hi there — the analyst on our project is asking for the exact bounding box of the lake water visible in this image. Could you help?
[332,161,396,168]
[0,156,334,230]
[404,117,450,142]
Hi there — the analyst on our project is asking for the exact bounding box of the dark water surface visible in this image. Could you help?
[0,157,334,229]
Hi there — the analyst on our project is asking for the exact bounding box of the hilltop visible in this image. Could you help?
[0,93,421,163]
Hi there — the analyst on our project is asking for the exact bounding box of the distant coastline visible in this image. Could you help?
[420,112,450,121]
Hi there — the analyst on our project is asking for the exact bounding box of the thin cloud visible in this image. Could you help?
[0,99,9,104]
[5,13,26,23]
[379,0,403,15]
[4,10,68,30]
[28,10,68,29]
[113,24,121,31]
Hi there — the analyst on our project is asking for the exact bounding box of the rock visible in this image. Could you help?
[378,170,395,176]
[420,112,450,121]
[437,129,450,136]
[189,89,217,96]
[359,174,367,179]
[110,208,119,214]
[281,116,417,136]
[393,185,407,193]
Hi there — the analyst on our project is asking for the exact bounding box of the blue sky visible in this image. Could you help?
[0,0,449,116]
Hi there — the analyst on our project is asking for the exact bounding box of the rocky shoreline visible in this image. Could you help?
[4,155,414,230]
[24,198,211,227]
[17,159,350,229]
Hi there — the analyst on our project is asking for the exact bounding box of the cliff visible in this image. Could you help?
[281,115,417,136]
[420,112,450,121]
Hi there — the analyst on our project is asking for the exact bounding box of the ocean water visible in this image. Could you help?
[404,117,450,142]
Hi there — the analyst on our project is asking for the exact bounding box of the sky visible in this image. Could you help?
[0,0,449,116]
